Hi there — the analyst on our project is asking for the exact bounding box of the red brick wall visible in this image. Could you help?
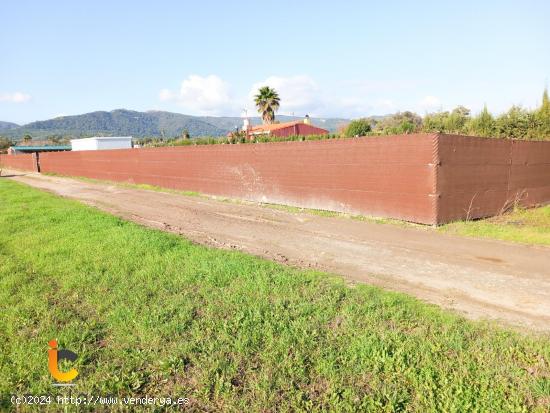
[510,140,550,207]
[39,134,439,224]
[0,153,37,172]
[436,135,550,223]
[9,134,548,224]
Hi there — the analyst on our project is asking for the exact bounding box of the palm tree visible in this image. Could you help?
[254,86,280,124]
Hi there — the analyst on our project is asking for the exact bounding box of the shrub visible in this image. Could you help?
[344,119,372,137]
[372,111,422,135]
[466,105,495,137]
[494,106,540,140]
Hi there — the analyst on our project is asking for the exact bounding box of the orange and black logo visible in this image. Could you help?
[48,339,78,383]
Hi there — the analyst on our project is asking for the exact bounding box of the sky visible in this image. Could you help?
[1,0,549,124]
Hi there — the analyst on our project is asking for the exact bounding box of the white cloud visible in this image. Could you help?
[160,73,418,118]
[372,99,397,114]
[158,89,174,101]
[159,75,236,115]
[247,76,415,118]
[248,75,321,115]
[418,95,441,111]
[329,97,372,118]
[247,75,388,118]
[341,79,418,94]
[0,91,31,103]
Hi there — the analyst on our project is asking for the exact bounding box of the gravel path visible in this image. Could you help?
[6,170,550,332]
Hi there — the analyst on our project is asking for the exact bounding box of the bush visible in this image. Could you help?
[466,105,495,137]
[423,107,470,134]
[371,111,422,135]
[421,89,550,140]
[344,119,372,137]
[493,106,543,140]
[0,137,14,150]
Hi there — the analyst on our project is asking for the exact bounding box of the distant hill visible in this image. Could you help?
[2,109,349,139]
[0,121,19,131]
[8,110,225,139]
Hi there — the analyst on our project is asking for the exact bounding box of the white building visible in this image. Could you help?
[70,136,133,151]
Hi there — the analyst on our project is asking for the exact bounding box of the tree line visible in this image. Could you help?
[344,89,550,140]
[2,88,548,151]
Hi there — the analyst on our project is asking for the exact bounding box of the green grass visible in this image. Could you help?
[1,179,549,412]
[262,202,550,246]
[440,206,550,246]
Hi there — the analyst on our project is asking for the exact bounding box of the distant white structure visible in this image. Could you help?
[70,136,133,151]
[241,109,250,132]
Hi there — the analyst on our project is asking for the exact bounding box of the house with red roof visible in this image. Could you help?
[238,115,329,139]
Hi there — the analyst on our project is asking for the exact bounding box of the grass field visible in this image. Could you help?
[1,178,549,412]
[440,206,550,246]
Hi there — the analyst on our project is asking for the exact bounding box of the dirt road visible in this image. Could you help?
[5,171,550,332]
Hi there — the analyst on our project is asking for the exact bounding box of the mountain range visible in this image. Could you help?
[1,109,350,140]
[0,121,20,131]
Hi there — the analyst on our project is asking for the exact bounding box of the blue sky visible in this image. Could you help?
[1,0,549,124]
